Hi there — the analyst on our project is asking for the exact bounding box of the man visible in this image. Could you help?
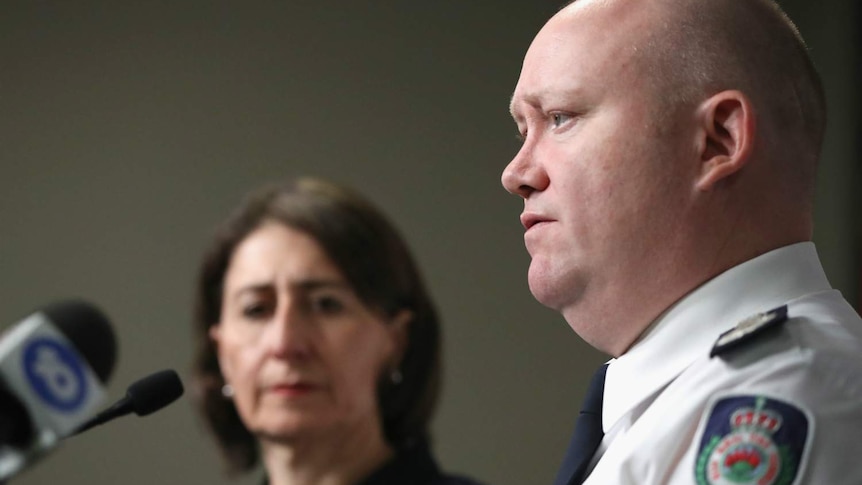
[502,0,862,484]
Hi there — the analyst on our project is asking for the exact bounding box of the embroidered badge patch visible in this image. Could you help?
[695,395,809,485]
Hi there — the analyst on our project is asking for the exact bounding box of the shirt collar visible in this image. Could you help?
[602,242,831,431]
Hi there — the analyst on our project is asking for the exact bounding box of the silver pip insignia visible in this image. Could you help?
[709,305,789,358]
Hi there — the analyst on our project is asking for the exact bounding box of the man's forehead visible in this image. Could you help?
[560,0,657,18]
[508,14,638,119]
[547,0,662,42]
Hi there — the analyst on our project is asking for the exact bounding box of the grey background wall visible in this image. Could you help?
[0,2,857,485]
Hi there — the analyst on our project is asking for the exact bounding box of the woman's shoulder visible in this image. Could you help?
[359,439,490,485]
[432,475,490,485]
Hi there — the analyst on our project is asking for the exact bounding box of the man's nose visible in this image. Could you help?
[501,142,548,198]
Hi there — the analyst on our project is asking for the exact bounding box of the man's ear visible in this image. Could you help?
[695,90,756,191]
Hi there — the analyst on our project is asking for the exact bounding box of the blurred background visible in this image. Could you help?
[0,1,857,484]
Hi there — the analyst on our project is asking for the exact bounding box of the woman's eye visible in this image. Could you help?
[242,302,271,320]
[311,295,345,315]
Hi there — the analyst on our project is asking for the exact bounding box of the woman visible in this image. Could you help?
[191,178,486,485]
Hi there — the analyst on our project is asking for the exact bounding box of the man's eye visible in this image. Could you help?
[552,113,572,128]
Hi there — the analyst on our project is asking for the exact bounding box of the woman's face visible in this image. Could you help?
[210,222,408,443]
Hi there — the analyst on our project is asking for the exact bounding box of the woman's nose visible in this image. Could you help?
[267,303,312,360]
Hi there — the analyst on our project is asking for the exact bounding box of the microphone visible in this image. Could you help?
[0,300,117,481]
[72,369,184,435]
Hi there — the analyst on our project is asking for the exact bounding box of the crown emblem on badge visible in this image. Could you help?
[730,399,782,434]
[713,398,782,481]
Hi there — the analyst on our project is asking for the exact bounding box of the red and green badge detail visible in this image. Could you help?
[695,395,809,485]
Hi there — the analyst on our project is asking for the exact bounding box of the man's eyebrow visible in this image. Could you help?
[509,90,550,120]
[513,86,590,123]
[509,93,538,120]
[509,93,520,120]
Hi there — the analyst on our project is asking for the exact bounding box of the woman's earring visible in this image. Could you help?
[390,368,403,385]
[221,383,234,398]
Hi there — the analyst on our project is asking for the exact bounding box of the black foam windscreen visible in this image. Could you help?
[126,369,184,416]
[0,387,33,447]
[42,300,117,383]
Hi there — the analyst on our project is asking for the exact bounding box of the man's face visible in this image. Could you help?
[502,3,698,353]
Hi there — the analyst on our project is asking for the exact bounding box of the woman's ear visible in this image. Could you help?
[387,310,412,367]
[208,324,229,379]
[208,324,222,345]
[695,90,756,191]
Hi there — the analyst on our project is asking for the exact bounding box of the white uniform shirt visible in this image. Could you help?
[584,242,862,484]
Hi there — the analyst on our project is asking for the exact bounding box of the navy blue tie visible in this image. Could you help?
[552,364,609,485]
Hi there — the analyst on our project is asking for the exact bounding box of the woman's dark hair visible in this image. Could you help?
[191,178,441,474]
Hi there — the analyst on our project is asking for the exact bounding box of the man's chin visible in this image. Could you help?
[527,264,575,311]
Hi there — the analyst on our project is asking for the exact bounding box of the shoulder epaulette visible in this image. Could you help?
[709,305,788,358]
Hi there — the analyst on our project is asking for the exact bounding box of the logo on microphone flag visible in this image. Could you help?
[23,337,88,411]
[0,313,105,437]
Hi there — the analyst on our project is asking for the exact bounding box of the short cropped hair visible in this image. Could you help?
[644,0,826,167]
